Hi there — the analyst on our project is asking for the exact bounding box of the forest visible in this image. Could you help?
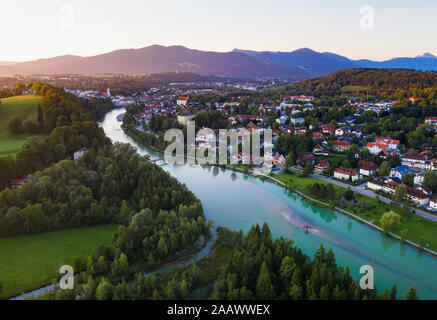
[35,223,417,300]
[294,69,437,103]
[0,143,204,239]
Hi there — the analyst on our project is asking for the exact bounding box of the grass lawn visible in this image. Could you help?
[272,171,437,252]
[0,224,117,299]
[0,95,42,156]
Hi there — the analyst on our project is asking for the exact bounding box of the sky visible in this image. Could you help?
[0,0,436,62]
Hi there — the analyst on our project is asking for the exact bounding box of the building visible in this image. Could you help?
[414,172,425,186]
[73,147,88,161]
[430,196,437,210]
[9,179,25,189]
[264,151,286,166]
[383,181,430,206]
[177,115,195,125]
[417,185,432,196]
[290,118,305,125]
[296,153,315,168]
[405,187,430,206]
[176,96,189,106]
[359,160,379,176]
[322,124,335,135]
[432,158,437,171]
[196,128,216,143]
[401,152,431,171]
[335,128,349,137]
[276,115,289,125]
[409,96,418,104]
[315,160,330,172]
[425,117,437,126]
[367,179,384,191]
[375,137,400,150]
[312,132,323,140]
[272,152,286,166]
[285,95,315,102]
[333,140,351,152]
[390,165,412,181]
[366,142,387,156]
[383,181,400,195]
[334,167,359,182]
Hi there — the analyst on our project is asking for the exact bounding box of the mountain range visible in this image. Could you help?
[1,45,437,79]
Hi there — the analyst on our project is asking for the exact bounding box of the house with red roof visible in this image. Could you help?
[366,142,387,156]
[176,96,189,106]
[334,167,359,182]
[322,124,335,135]
[315,160,330,172]
[375,137,400,150]
[9,179,25,189]
[359,160,379,176]
[333,140,351,152]
[312,132,323,139]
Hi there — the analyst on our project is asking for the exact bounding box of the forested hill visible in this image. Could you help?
[294,69,437,102]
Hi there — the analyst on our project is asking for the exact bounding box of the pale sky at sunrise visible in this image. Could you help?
[1,0,436,62]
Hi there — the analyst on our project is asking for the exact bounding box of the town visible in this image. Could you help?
[59,83,437,215]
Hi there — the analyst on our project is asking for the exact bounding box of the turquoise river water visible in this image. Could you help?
[100,108,437,299]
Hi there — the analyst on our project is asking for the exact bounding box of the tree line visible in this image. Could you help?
[0,143,203,237]
[35,224,418,300]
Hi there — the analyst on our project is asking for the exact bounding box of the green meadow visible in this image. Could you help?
[0,224,117,299]
[0,95,42,156]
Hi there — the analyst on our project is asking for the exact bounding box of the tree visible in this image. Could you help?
[8,117,24,134]
[401,174,413,187]
[326,184,337,200]
[285,151,295,168]
[390,284,397,300]
[424,171,437,193]
[361,148,371,161]
[380,210,401,234]
[393,185,407,206]
[37,104,44,123]
[12,83,26,96]
[256,261,275,299]
[379,161,391,177]
[407,285,418,300]
[96,278,114,300]
[301,161,313,177]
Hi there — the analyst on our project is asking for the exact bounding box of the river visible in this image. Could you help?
[98,108,437,299]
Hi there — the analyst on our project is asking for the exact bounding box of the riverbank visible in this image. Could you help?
[120,123,437,256]
[213,164,437,257]
[257,172,437,258]
[100,108,437,299]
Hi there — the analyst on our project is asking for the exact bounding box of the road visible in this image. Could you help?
[285,167,437,223]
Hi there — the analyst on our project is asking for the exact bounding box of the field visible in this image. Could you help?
[0,95,42,156]
[0,224,117,299]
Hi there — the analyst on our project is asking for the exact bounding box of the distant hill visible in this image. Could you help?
[356,56,437,71]
[1,45,437,79]
[294,68,437,99]
[233,48,356,77]
[0,61,17,66]
[3,45,302,78]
